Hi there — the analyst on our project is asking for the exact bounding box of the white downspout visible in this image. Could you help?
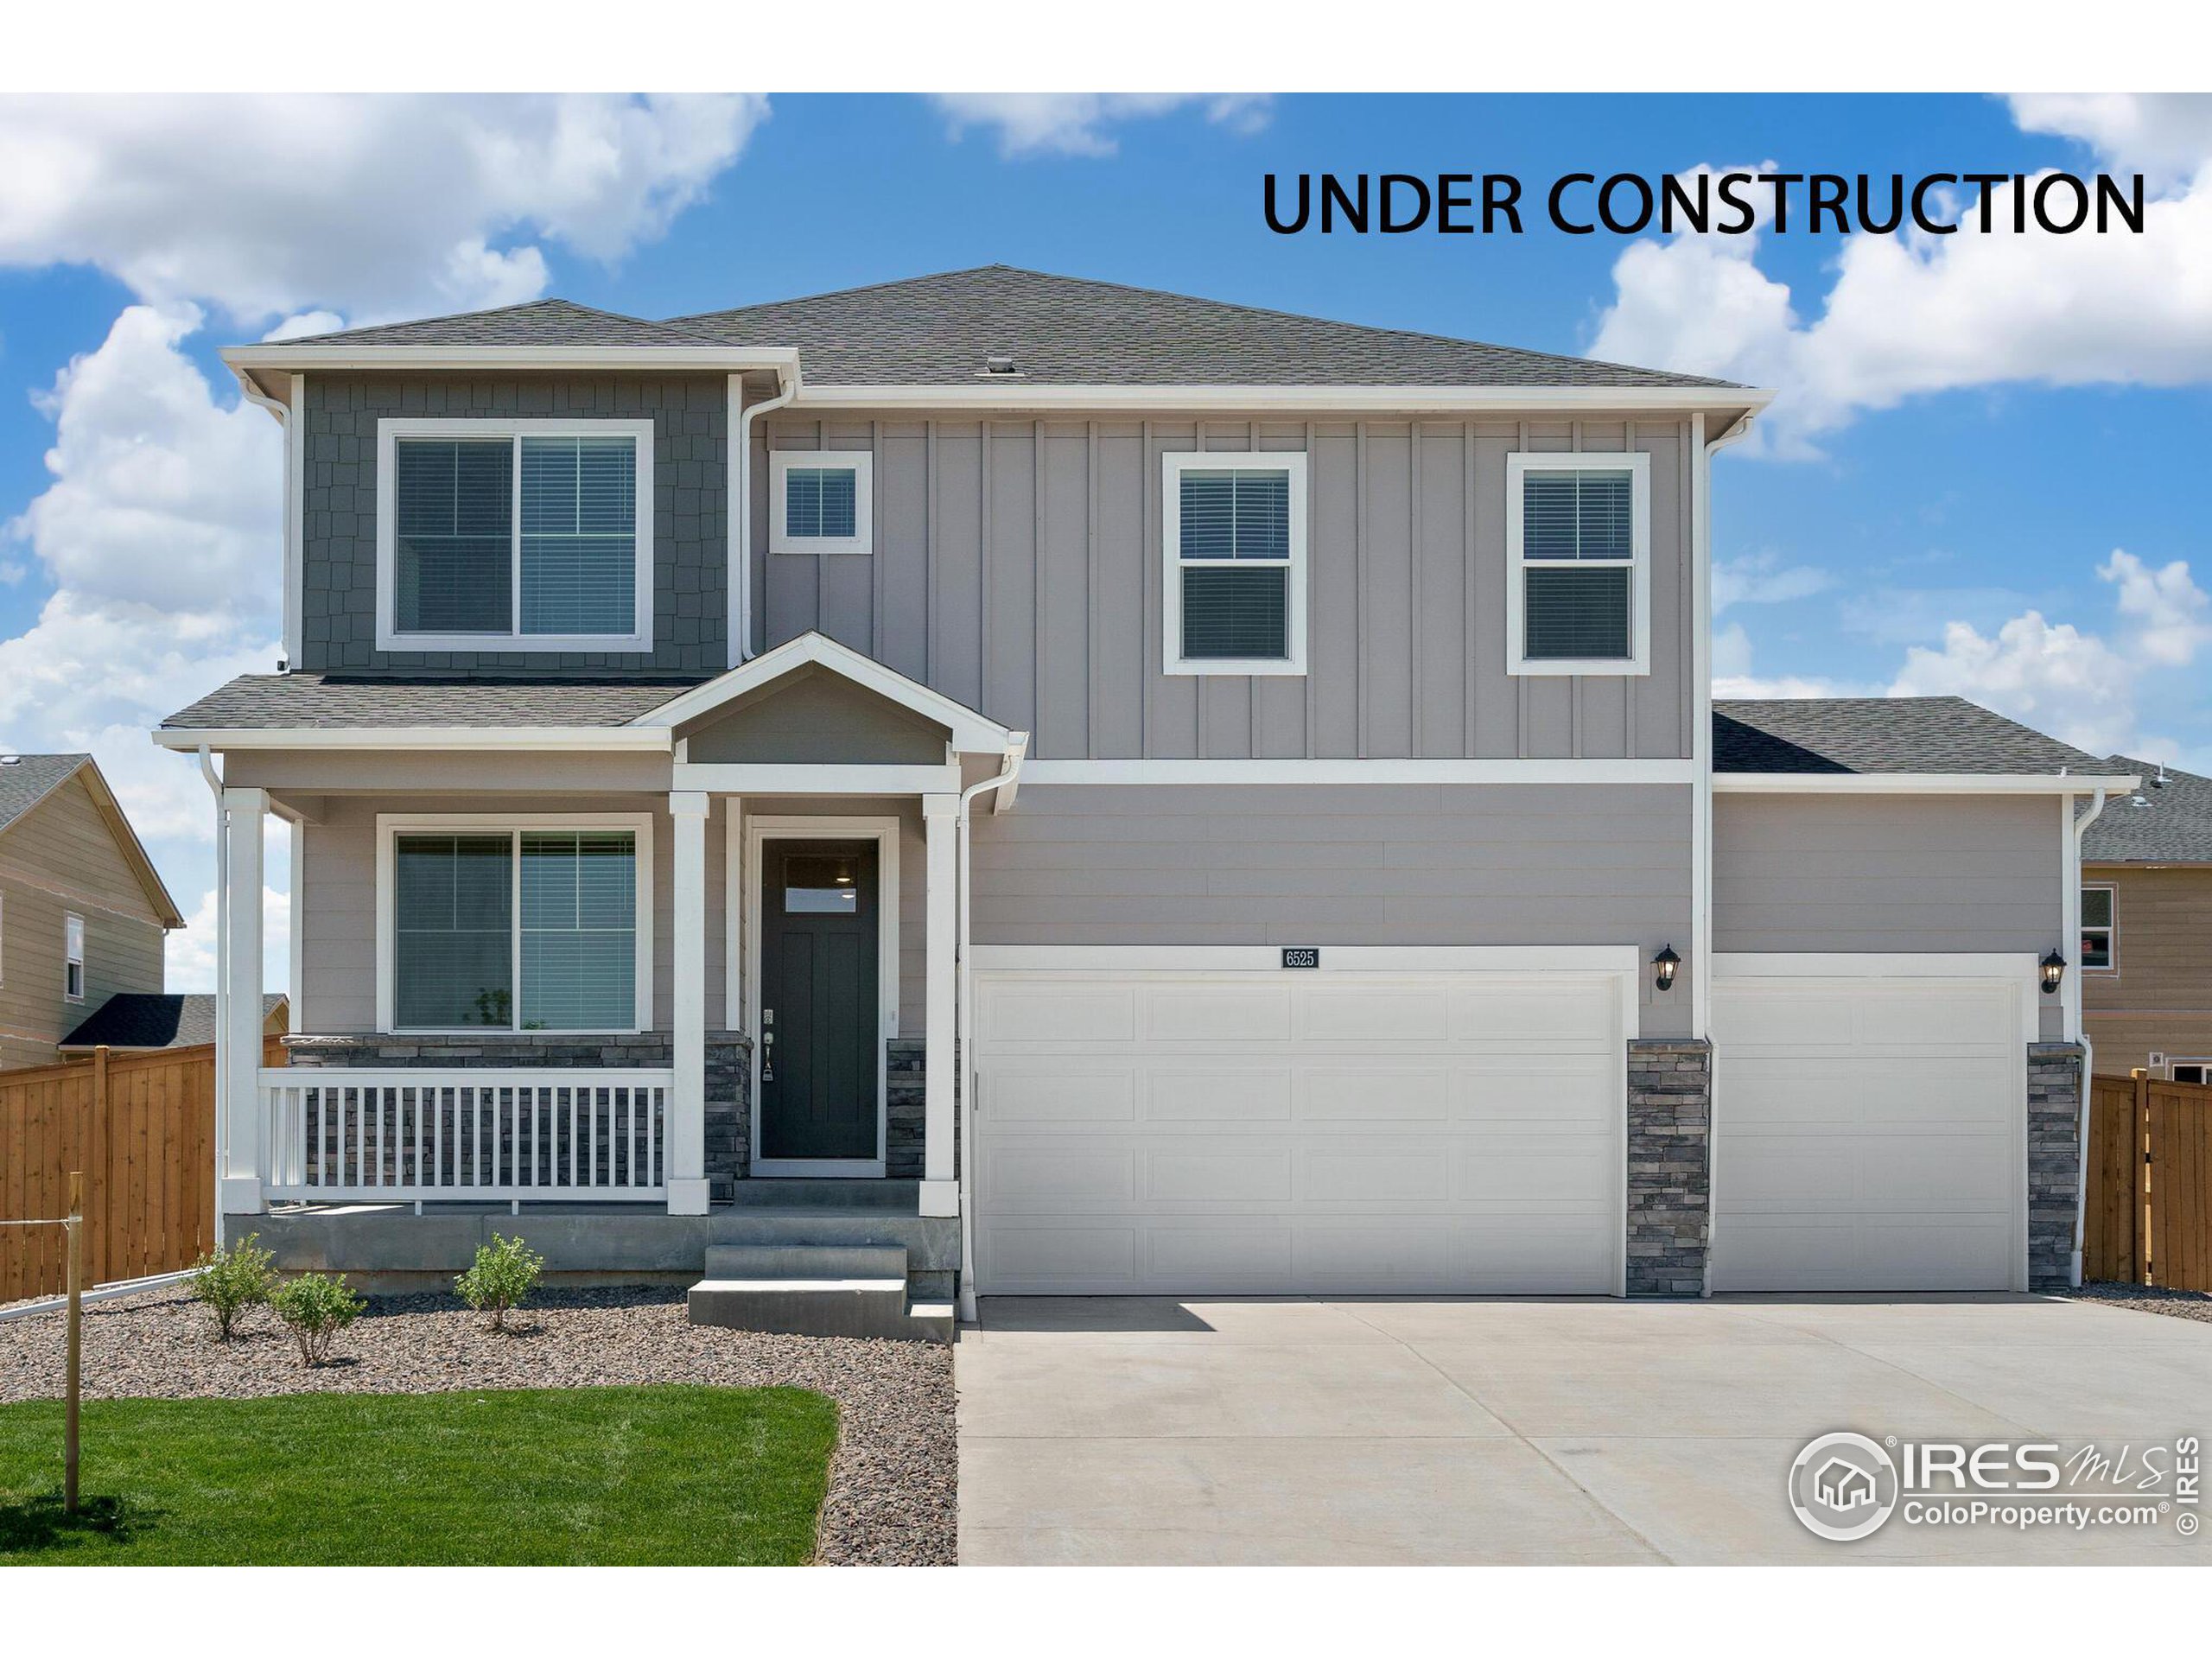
[2069,786,2109,1289]
[197,744,229,1249]
[954,735,1028,1324]
[1694,410,1756,1299]
[729,367,799,664]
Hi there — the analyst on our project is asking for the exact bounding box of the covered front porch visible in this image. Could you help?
[188,636,1026,1300]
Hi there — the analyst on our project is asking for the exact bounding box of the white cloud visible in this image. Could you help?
[166,865,289,997]
[1589,97,2212,450]
[931,94,1271,158]
[1711,621,1856,699]
[1713,549,1833,612]
[0,94,767,323]
[1889,611,2139,753]
[2100,548,2212,666]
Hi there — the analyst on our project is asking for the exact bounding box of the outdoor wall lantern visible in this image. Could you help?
[1652,944,1681,993]
[2041,949,2067,995]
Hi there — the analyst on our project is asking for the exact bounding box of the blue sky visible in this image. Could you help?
[1,92,2206,983]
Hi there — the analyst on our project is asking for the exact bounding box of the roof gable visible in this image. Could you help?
[260,298,728,350]
[0,754,184,927]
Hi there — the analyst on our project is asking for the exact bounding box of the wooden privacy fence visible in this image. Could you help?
[2084,1071,2212,1292]
[0,1039,283,1303]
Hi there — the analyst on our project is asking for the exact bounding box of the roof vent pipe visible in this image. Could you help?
[981,354,1019,376]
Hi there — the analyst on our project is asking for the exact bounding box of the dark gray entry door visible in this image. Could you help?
[758,842,880,1164]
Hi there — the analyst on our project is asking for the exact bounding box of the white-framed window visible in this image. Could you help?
[375,418,655,652]
[376,814,654,1034]
[2170,1059,2211,1086]
[770,451,874,556]
[1162,450,1309,676]
[63,911,85,1002]
[2081,884,2115,970]
[1506,451,1651,676]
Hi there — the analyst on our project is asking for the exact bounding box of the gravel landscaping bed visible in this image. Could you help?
[2070,1281,2212,1325]
[0,1285,955,1565]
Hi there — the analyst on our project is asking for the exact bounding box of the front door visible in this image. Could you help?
[757,841,880,1169]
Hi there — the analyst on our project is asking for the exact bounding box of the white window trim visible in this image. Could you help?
[374,417,656,653]
[2166,1058,2212,1084]
[1161,449,1309,677]
[2082,881,2117,972]
[769,450,874,556]
[63,910,85,1003]
[1506,449,1652,677]
[737,815,901,1178]
[374,812,655,1036]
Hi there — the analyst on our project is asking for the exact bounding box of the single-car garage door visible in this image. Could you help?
[970,950,1632,1295]
[1711,957,2033,1293]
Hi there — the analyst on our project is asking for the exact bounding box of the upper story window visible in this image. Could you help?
[770,452,873,556]
[376,419,655,652]
[64,912,85,1001]
[2081,885,2115,970]
[1506,451,1651,677]
[1162,450,1309,677]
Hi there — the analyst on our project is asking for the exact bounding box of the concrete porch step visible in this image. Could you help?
[725,1179,918,1211]
[704,1243,908,1280]
[686,1277,950,1343]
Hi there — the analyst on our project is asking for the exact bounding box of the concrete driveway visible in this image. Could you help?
[956,1295,2212,1565]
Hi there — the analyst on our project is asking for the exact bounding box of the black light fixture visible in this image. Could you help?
[1652,944,1681,993]
[2041,948,2067,995]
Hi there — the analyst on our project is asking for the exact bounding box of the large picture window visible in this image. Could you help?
[1507,451,1651,676]
[378,420,655,652]
[1162,450,1308,676]
[381,817,652,1033]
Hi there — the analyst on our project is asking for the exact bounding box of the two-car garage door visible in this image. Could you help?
[970,955,1630,1296]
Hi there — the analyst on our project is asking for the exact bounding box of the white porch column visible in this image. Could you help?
[219,787,267,1217]
[921,793,959,1216]
[667,791,711,1215]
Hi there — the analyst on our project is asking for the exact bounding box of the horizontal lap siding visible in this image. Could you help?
[760,414,1694,762]
[969,782,1694,1036]
[2082,865,2212,1071]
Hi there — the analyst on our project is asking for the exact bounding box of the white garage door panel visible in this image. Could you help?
[976,968,1628,1295]
[1713,967,2028,1294]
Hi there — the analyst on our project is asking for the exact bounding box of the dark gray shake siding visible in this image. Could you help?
[755,412,1697,762]
[299,373,728,675]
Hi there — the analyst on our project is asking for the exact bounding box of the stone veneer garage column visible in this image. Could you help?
[1626,1038,1713,1297]
[2027,1042,2086,1292]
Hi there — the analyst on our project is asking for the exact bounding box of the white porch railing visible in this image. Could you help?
[259,1069,673,1203]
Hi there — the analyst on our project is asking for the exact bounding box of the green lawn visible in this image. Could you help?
[0,1386,837,1565]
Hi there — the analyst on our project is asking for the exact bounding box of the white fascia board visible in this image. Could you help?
[971,944,1643,975]
[1019,758,1694,785]
[1711,772,2141,795]
[223,344,799,374]
[154,726,671,753]
[793,384,1776,414]
[634,630,1018,753]
[674,762,961,795]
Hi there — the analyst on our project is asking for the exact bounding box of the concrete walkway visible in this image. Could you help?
[956,1294,2212,1565]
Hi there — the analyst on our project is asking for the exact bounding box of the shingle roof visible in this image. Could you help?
[60,993,287,1052]
[162,673,704,730]
[670,265,1738,389]
[266,298,727,350]
[0,753,91,834]
[1713,697,2109,775]
[2082,756,2212,863]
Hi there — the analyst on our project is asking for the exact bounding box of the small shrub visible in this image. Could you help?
[186,1233,276,1340]
[269,1273,364,1367]
[455,1233,545,1331]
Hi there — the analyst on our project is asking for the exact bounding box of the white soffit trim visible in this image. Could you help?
[1019,758,1695,785]
[633,630,1018,753]
[1712,772,2141,795]
[971,944,1643,974]
[794,385,1777,413]
[153,727,671,753]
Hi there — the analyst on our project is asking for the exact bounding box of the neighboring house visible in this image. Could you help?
[2081,756,2212,1079]
[0,754,185,1071]
[157,265,2133,1332]
[58,992,289,1058]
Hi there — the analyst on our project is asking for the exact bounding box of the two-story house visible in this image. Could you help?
[2081,756,2212,1080]
[0,753,183,1071]
[159,267,2132,1333]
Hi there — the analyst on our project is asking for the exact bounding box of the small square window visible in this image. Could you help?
[771,452,873,555]
[2081,886,2115,969]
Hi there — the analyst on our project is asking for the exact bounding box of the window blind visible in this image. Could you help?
[520,436,638,635]
[1179,469,1291,561]
[1182,566,1289,659]
[1522,469,1634,561]
[518,832,637,1030]
[393,835,514,1027]
[394,440,514,632]
[1523,566,1631,660]
[785,467,859,539]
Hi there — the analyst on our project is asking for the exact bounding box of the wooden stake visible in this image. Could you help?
[65,1169,82,1516]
